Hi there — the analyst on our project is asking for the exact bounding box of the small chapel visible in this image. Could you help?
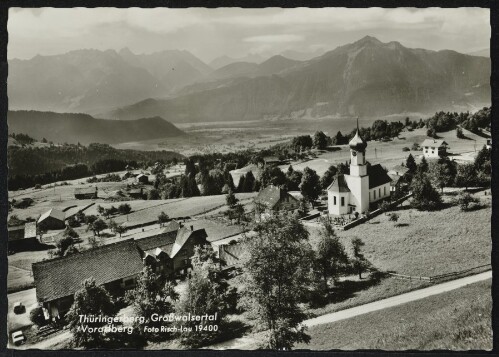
[327,121,392,216]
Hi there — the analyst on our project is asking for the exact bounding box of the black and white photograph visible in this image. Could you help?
[4,6,493,351]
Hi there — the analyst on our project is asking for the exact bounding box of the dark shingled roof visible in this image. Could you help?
[32,240,143,303]
[135,230,177,257]
[254,185,299,209]
[368,164,392,188]
[327,175,351,193]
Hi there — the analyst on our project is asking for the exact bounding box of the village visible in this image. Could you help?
[6,110,492,350]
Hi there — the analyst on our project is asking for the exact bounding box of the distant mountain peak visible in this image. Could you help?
[355,35,383,45]
[119,47,134,56]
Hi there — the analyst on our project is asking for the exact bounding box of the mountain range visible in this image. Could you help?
[104,36,491,122]
[8,111,185,145]
[8,36,491,123]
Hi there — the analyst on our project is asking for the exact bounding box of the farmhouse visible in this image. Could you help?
[263,156,281,167]
[254,185,301,221]
[421,139,448,158]
[135,224,209,277]
[74,186,97,199]
[8,225,25,241]
[37,209,66,230]
[136,174,149,184]
[32,240,144,321]
[129,188,144,199]
[328,123,392,216]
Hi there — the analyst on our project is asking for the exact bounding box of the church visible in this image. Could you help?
[328,123,392,216]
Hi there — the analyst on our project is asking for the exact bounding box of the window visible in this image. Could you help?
[379,188,381,197]
[384,187,386,195]
[333,196,337,205]
[374,190,376,199]
[341,197,345,206]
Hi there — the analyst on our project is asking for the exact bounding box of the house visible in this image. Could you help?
[388,165,409,177]
[262,156,281,167]
[8,225,25,241]
[254,185,301,221]
[74,187,98,199]
[32,240,144,321]
[129,188,144,199]
[9,222,38,251]
[136,174,149,184]
[388,165,411,194]
[328,122,392,216]
[486,139,492,149]
[37,209,66,230]
[421,139,448,158]
[135,225,209,277]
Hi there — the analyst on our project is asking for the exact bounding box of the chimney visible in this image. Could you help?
[190,225,194,232]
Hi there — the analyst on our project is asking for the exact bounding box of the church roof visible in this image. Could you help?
[367,164,392,188]
[327,175,351,193]
[349,130,367,151]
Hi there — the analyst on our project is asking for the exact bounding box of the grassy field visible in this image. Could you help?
[296,279,492,351]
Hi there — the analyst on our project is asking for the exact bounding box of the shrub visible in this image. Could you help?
[402,147,410,152]
[30,306,47,327]
[457,192,480,211]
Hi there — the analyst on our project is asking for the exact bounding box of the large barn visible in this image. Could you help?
[328,123,392,216]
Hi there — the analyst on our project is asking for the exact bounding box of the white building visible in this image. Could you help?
[327,126,392,216]
[421,139,448,158]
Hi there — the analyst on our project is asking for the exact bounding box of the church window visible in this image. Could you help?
[379,188,381,197]
[333,196,337,205]
[374,190,376,199]
[341,197,345,206]
[384,187,386,195]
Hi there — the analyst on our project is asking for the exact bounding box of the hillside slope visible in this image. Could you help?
[8,111,185,145]
[107,36,490,122]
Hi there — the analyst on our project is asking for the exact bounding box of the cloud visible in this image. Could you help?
[244,34,304,43]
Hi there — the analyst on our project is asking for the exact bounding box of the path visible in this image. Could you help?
[208,270,492,350]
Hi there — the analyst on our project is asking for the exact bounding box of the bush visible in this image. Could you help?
[402,147,410,152]
[30,306,47,327]
[457,192,480,211]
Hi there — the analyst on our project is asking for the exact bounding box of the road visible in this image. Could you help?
[208,270,492,350]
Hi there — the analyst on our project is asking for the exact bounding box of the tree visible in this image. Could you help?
[97,205,105,216]
[177,245,232,347]
[118,203,132,215]
[428,160,453,193]
[405,154,417,174]
[286,170,303,191]
[418,156,429,174]
[158,211,169,227]
[114,225,127,237]
[242,214,312,350]
[320,165,338,189]
[314,216,349,291]
[410,171,442,210]
[66,278,117,348]
[456,127,465,139]
[261,166,287,188]
[351,238,372,279]
[300,167,321,205]
[30,306,47,327]
[313,131,328,150]
[242,171,256,192]
[126,266,178,342]
[225,189,238,208]
[455,163,477,190]
[67,215,80,228]
[148,188,160,200]
[91,219,108,237]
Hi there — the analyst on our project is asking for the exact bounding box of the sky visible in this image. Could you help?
[8,7,490,63]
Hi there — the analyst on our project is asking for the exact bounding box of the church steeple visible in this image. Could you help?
[349,117,367,152]
[349,118,367,176]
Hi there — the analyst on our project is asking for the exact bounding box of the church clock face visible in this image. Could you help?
[352,151,357,157]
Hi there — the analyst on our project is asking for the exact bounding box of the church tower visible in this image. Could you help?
[345,118,370,214]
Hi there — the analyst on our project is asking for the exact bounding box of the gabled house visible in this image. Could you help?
[254,185,301,221]
[37,209,66,230]
[136,174,149,184]
[74,187,98,199]
[32,240,144,321]
[135,225,209,277]
[421,139,448,158]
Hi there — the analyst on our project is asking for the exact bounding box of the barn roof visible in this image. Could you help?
[421,139,448,148]
[38,209,65,223]
[24,222,37,239]
[74,187,97,195]
[32,240,143,303]
[327,175,351,193]
[368,164,392,189]
[254,185,299,208]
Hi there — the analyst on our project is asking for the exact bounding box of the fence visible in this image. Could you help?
[384,263,491,283]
